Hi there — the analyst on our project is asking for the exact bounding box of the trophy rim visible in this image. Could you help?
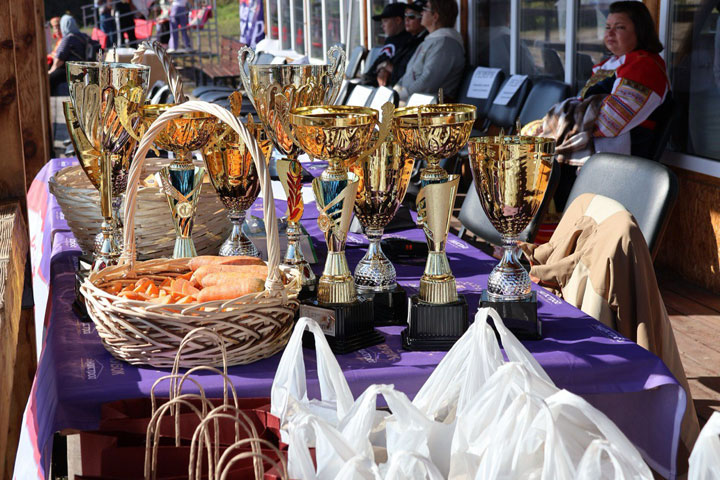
[248,63,337,73]
[101,62,152,71]
[393,103,476,127]
[142,104,216,121]
[290,105,378,127]
[468,135,556,150]
[66,60,101,69]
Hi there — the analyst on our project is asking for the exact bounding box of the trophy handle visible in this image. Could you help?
[326,45,347,104]
[131,41,187,103]
[356,102,395,164]
[273,92,301,150]
[238,47,256,108]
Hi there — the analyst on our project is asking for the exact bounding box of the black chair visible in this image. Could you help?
[457,66,506,133]
[517,79,572,127]
[564,153,678,257]
[647,94,675,162]
[542,47,564,81]
[363,47,382,74]
[458,160,561,245]
[346,45,368,79]
[485,76,533,132]
[576,53,595,93]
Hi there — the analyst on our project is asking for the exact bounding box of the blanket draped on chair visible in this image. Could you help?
[519,193,699,456]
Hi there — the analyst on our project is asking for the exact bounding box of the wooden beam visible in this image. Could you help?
[11,0,50,190]
[0,202,29,479]
[0,0,27,205]
[644,0,660,30]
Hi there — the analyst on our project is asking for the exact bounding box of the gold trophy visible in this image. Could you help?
[349,134,414,324]
[280,103,393,353]
[201,116,272,256]
[238,46,345,294]
[141,104,218,258]
[393,104,476,350]
[468,135,555,339]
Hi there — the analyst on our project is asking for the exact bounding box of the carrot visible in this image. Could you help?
[192,263,267,284]
[178,271,193,280]
[170,278,191,295]
[188,255,265,271]
[133,278,153,293]
[199,266,269,288]
[150,294,173,305]
[181,282,200,296]
[197,278,265,302]
[105,282,123,295]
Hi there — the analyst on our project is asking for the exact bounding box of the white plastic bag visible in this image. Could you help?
[381,451,444,480]
[576,439,653,480]
[271,317,354,435]
[688,411,720,480]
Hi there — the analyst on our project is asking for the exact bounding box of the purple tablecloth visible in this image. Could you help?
[14,158,684,479]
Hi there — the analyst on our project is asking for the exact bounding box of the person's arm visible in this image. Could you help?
[49,36,70,74]
[396,38,461,98]
[593,57,668,138]
[48,56,65,74]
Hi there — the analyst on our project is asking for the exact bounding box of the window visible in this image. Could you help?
[519,0,562,78]
[268,0,279,39]
[369,0,386,48]
[293,0,306,54]
[668,0,720,160]
[281,0,292,50]
[575,0,611,92]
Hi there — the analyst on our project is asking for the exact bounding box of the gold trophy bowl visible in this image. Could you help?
[140,104,218,258]
[393,103,476,183]
[350,135,414,292]
[201,118,272,256]
[238,46,345,292]
[468,135,555,300]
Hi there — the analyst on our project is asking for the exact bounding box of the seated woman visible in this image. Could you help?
[393,0,465,103]
[48,15,93,94]
[528,1,670,211]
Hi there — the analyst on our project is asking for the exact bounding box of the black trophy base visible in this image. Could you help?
[73,254,92,322]
[359,284,408,326]
[480,290,541,340]
[402,294,469,351]
[300,297,384,354]
[297,282,317,302]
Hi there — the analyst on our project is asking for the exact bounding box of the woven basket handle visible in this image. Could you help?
[122,101,283,291]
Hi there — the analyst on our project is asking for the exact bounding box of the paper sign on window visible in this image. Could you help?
[466,67,502,99]
[493,75,528,106]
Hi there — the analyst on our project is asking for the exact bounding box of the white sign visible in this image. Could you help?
[299,305,336,336]
[493,74,528,106]
[466,67,502,99]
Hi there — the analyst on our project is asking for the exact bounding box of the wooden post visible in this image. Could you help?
[644,0,660,30]
[11,0,51,190]
[0,202,29,480]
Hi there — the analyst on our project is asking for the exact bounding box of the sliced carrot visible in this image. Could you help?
[160,278,172,288]
[149,294,173,305]
[145,282,159,297]
[177,294,197,304]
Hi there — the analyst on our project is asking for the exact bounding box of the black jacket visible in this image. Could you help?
[361,30,413,86]
[390,29,428,86]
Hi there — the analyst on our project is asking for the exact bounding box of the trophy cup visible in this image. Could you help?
[280,103,393,353]
[141,104,218,258]
[238,45,345,294]
[468,135,555,339]
[393,104,476,350]
[201,117,272,256]
[349,133,414,325]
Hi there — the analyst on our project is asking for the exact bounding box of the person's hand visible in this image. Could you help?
[377,68,391,87]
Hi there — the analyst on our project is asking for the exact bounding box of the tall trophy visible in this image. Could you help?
[141,104,217,258]
[280,103,393,353]
[393,104,476,350]
[238,46,345,295]
[349,133,414,325]
[201,117,272,256]
[468,135,555,339]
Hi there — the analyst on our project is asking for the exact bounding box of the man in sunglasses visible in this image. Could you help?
[376,1,429,87]
[361,3,413,87]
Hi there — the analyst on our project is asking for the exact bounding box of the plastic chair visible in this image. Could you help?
[564,153,678,257]
[369,86,397,109]
[485,75,533,132]
[346,45,368,79]
[151,85,173,104]
[517,79,571,127]
[255,52,276,64]
[457,66,506,131]
[346,85,375,106]
[542,47,565,81]
[458,160,560,246]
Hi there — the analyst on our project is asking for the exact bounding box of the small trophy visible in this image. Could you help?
[202,117,272,256]
[141,105,217,258]
[393,104,476,350]
[281,103,393,353]
[349,133,414,324]
[239,45,345,294]
[468,135,555,339]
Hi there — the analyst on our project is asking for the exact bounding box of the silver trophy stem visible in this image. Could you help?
[283,221,316,287]
[355,227,396,293]
[219,210,259,257]
[486,236,532,301]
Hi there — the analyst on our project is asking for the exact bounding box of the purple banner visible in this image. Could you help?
[239,0,265,47]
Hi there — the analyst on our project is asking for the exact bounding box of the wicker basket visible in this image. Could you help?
[49,159,230,259]
[80,101,299,367]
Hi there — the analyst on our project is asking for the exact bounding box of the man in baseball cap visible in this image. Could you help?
[361,3,413,87]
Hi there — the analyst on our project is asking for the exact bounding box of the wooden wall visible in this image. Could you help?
[657,168,720,294]
[0,0,47,476]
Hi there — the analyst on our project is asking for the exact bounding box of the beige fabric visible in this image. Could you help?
[520,193,700,455]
